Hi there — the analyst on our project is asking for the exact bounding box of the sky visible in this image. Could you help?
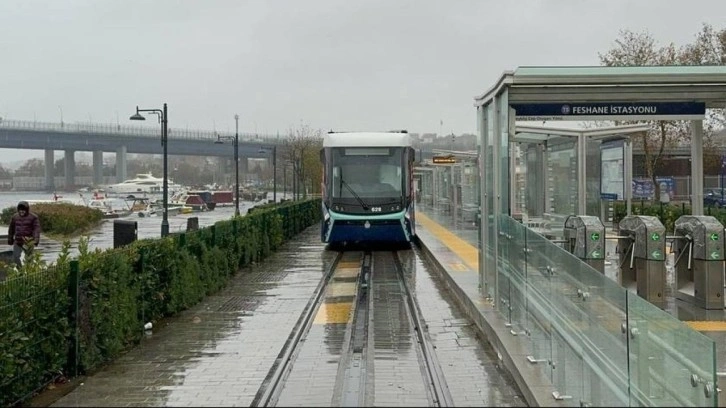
[1,0,724,164]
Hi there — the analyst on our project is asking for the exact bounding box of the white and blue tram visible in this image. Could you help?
[320,131,416,246]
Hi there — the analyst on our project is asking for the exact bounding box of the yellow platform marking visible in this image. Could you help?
[326,282,357,298]
[334,267,360,279]
[684,320,726,332]
[417,212,478,272]
[338,261,360,268]
[450,262,470,272]
[314,302,353,324]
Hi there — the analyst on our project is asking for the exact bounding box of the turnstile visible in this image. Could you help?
[564,215,605,273]
[673,215,725,310]
[617,215,666,309]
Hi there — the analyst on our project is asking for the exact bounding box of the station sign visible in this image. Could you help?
[432,156,457,164]
[511,102,705,121]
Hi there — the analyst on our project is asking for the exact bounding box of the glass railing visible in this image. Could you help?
[497,214,718,407]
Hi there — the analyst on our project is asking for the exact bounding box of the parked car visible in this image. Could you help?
[704,189,726,208]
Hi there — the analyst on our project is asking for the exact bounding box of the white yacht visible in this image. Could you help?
[104,173,183,195]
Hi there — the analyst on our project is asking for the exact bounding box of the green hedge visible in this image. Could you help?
[1,203,104,236]
[0,199,321,406]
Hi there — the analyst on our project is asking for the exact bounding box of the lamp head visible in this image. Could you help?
[129,111,145,121]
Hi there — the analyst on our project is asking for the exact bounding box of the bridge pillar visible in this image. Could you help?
[116,146,127,183]
[217,157,227,186]
[240,156,248,182]
[64,150,75,191]
[44,149,55,192]
[93,150,103,187]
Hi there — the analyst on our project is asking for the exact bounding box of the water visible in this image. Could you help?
[0,191,268,264]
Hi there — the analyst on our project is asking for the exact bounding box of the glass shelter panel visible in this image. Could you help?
[504,215,528,333]
[547,139,578,221]
[523,227,553,383]
[626,293,718,407]
[586,137,603,217]
[461,163,478,227]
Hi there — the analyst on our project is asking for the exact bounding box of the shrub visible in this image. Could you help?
[1,203,104,237]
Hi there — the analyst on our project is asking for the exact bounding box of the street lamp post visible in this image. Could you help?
[258,145,277,204]
[130,103,169,237]
[215,118,240,216]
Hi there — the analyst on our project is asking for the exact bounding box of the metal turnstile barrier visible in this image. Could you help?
[617,215,666,309]
[673,215,725,310]
[564,215,605,273]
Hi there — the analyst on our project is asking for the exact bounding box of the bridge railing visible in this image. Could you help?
[0,118,282,145]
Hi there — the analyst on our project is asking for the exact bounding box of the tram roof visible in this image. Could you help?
[323,132,411,147]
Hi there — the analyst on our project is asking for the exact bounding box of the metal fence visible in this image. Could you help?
[0,263,74,407]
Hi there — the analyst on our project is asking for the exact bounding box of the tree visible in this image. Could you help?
[680,24,726,177]
[16,158,45,176]
[282,122,323,199]
[598,27,725,201]
[0,164,12,179]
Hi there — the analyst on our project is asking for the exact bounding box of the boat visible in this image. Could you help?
[212,191,234,207]
[170,191,209,212]
[241,187,268,202]
[187,191,217,211]
[126,197,157,218]
[83,194,132,219]
[104,173,184,195]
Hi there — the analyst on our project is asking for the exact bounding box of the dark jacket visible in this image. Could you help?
[8,211,41,246]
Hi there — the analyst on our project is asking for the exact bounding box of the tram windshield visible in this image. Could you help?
[330,147,403,199]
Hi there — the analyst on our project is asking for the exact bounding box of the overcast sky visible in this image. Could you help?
[1,0,724,164]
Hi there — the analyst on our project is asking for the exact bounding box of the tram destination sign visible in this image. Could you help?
[511,102,705,121]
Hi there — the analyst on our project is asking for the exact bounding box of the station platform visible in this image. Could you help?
[43,216,525,407]
[414,205,726,406]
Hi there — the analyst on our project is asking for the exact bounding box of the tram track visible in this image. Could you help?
[251,251,347,407]
[252,249,454,407]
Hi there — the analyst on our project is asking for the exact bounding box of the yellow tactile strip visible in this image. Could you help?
[418,214,724,333]
[314,302,353,324]
[684,320,726,332]
[416,212,478,272]
[313,257,360,324]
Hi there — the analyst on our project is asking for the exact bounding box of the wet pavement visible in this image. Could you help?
[46,211,527,407]
[51,227,335,407]
[400,249,526,407]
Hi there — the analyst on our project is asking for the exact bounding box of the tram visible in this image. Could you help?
[320,130,416,246]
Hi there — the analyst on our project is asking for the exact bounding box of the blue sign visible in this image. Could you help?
[632,177,676,200]
[600,193,618,200]
[512,102,705,121]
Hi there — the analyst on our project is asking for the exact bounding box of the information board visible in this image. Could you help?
[600,140,624,200]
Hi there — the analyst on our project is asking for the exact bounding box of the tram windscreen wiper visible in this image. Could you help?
[340,178,369,210]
